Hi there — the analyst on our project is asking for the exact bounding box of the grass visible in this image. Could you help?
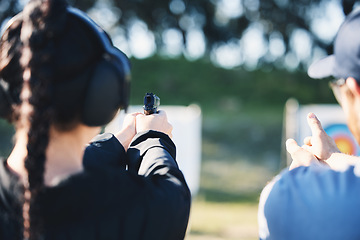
[186,153,275,239]
[187,200,259,240]
[197,160,274,202]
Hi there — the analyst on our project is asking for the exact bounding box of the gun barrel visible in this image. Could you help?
[143,93,160,115]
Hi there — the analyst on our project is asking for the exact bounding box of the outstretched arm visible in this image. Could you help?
[287,112,360,170]
[286,138,325,170]
[302,113,341,159]
[126,111,191,240]
[303,112,360,170]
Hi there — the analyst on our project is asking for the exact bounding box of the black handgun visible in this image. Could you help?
[143,93,160,115]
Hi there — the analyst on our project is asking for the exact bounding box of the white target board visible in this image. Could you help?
[105,105,202,196]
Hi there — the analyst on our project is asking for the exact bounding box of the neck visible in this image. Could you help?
[7,125,99,186]
[43,125,87,186]
[7,130,28,183]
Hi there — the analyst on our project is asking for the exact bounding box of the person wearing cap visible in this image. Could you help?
[258,9,360,240]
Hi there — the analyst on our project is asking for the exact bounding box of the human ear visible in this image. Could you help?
[345,77,360,97]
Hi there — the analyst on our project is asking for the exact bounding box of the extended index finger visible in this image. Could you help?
[307,112,325,136]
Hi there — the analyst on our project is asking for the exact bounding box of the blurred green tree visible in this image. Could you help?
[1,0,359,69]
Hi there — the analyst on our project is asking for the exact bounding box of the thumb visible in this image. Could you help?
[286,138,301,155]
[286,138,319,170]
[307,112,325,136]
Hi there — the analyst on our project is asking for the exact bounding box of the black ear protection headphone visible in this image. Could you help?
[67,8,131,126]
[0,7,131,126]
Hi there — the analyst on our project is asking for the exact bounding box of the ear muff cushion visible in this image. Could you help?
[107,48,131,110]
[0,81,12,119]
[82,58,122,126]
[67,8,131,125]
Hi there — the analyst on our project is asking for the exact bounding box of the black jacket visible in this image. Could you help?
[0,131,191,239]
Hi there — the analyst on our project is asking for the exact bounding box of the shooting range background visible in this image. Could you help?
[0,0,353,238]
[0,57,339,240]
[126,57,337,239]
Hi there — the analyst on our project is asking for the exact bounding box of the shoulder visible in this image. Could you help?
[0,158,23,212]
[262,165,360,208]
[271,164,360,193]
[83,133,127,170]
[259,165,360,239]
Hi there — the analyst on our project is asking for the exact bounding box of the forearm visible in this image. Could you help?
[326,152,360,171]
[127,130,191,238]
[83,133,127,170]
[127,130,190,191]
[127,130,177,174]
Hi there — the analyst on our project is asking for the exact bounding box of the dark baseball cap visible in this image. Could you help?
[308,9,360,81]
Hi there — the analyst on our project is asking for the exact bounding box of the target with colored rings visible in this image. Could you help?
[324,123,360,156]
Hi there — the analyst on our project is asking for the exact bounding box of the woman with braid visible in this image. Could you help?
[0,0,191,239]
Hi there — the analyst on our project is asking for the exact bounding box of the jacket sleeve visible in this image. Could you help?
[126,130,191,240]
[83,133,127,171]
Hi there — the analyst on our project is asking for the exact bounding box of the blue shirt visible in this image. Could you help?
[259,164,360,240]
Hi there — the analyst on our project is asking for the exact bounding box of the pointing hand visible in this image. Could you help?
[302,113,340,161]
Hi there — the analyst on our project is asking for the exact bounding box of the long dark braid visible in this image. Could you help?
[18,0,68,239]
[0,0,105,238]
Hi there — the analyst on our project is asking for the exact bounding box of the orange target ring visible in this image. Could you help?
[333,135,356,155]
[324,124,360,156]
